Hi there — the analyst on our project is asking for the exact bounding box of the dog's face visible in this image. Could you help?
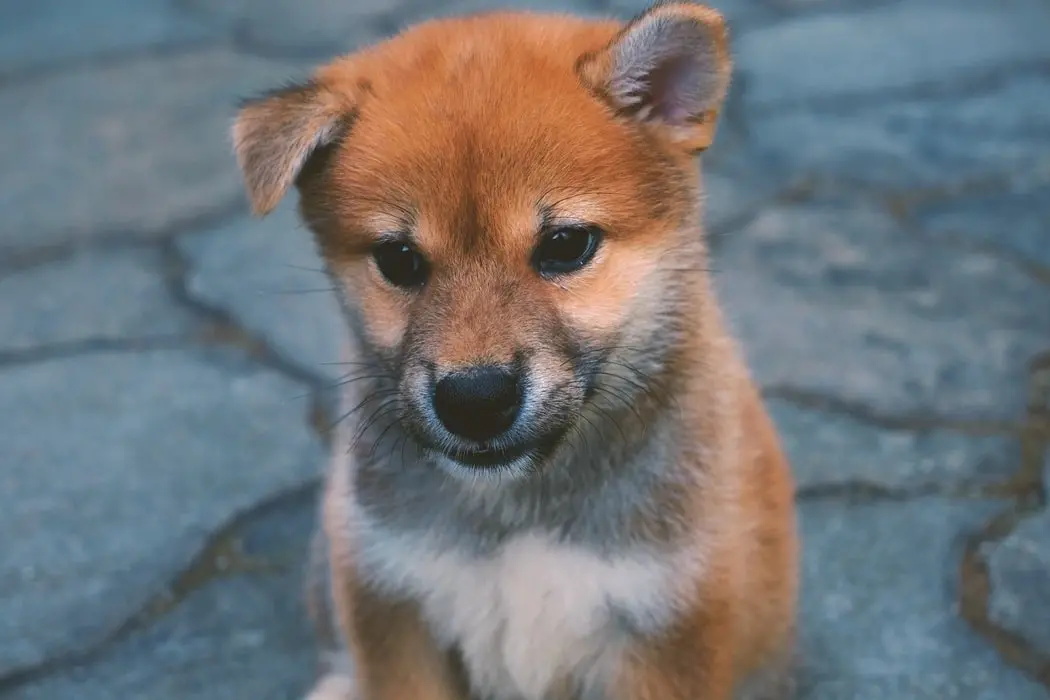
[233,3,731,477]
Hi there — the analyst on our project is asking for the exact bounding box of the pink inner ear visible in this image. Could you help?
[606,11,727,127]
[648,53,704,123]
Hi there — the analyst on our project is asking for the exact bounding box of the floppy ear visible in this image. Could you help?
[231,80,353,216]
[577,1,731,152]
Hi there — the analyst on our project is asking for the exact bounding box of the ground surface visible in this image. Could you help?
[1,0,1048,698]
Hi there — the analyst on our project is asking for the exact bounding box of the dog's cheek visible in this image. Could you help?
[555,242,660,337]
[338,265,412,352]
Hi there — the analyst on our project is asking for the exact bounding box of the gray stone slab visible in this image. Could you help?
[797,497,1046,699]
[423,0,607,20]
[762,0,879,12]
[4,484,322,699]
[236,485,319,562]
[744,75,1050,191]
[0,0,215,75]
[0,349,324,676]
[179,202,346,383]
[5,571,317,700]
[770,399,1021,491]
[701,168,779,236]
[736,1,1050,107]
[985,496,1050,655]
[913,182,1050,271]
[0,47,308,257]
[714,201,1050,420]
[181,0,403,58]
[0,247,196,355]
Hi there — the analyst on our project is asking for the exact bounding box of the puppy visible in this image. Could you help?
[233,2,799,699]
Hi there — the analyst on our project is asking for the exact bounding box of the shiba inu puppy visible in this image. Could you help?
[232,2,799,698]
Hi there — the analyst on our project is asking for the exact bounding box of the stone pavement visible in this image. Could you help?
[1,0,1048,697]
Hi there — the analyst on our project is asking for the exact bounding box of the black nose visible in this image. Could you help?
[433,365,522,442]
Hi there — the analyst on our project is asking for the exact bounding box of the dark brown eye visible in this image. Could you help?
[372,240,429,288]
[533,226,602,277]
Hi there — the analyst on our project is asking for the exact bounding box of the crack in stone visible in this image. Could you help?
[716,167,1050,291]
[958,351,1050,689]
[961,508,1050,689]
[745,58,1050,115]
[796,480,970,503]
[0,336,198,368]
[882,177,1050,289]
[768,172,1050,290]
[160,236,338,442]
[911,229,1050,289]
[796,168,1036,212]
[160,238,331,391]
[0,199,249,275]
[794,478,1028,505]
[0,232,338,690]
[0,480,321,693]
[763,385,1027,436]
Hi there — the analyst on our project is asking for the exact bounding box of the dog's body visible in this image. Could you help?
[233,4,799,699]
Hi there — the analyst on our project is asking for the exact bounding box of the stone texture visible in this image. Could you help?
[700,167,780,237]
[736,1,1050,107]
[913,181,1050,271]
[427,0,607,18]
[986,456,1050,655]
[744,75,1050,191]
[5,487,321,700]
[0,349,324,676]
[181,0,402,58]
[5,571,317,700]
[986,508,1050,654]
[237,484,319,561]
[3,0,1050,696]
[0,247,196,355]
[769,399,1021,491]
[0,0,214,75]
[797,497,1047,699]
[178,202,346,383]
[0,47,308,257]
[715,201,1050,420]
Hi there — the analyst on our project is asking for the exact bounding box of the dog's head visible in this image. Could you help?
[233,2,731,478]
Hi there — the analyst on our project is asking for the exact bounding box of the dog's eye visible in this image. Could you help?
[372,240,429,289]
[533,225,602,277]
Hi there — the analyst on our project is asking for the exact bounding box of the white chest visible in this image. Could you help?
[358,530,689,700]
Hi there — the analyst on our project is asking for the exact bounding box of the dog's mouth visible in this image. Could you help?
[432,427,569,471]
[443,444,534,469]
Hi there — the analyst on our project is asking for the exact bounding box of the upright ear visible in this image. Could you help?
[231,80,353,216]
[577,2,731,152]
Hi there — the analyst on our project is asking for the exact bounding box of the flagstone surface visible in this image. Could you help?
[2,0,1047,697]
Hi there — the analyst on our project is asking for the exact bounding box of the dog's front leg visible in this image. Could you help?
[330,560,466,700]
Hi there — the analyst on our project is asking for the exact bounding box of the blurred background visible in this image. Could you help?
[1,0,1048,698]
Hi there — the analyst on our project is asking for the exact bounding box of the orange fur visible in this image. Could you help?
[233,3,799,699]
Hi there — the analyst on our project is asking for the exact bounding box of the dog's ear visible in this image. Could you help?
[578,2,731,152]
[232,80,353,216]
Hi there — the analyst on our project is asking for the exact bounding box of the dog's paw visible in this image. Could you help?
[303,673,355,700]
